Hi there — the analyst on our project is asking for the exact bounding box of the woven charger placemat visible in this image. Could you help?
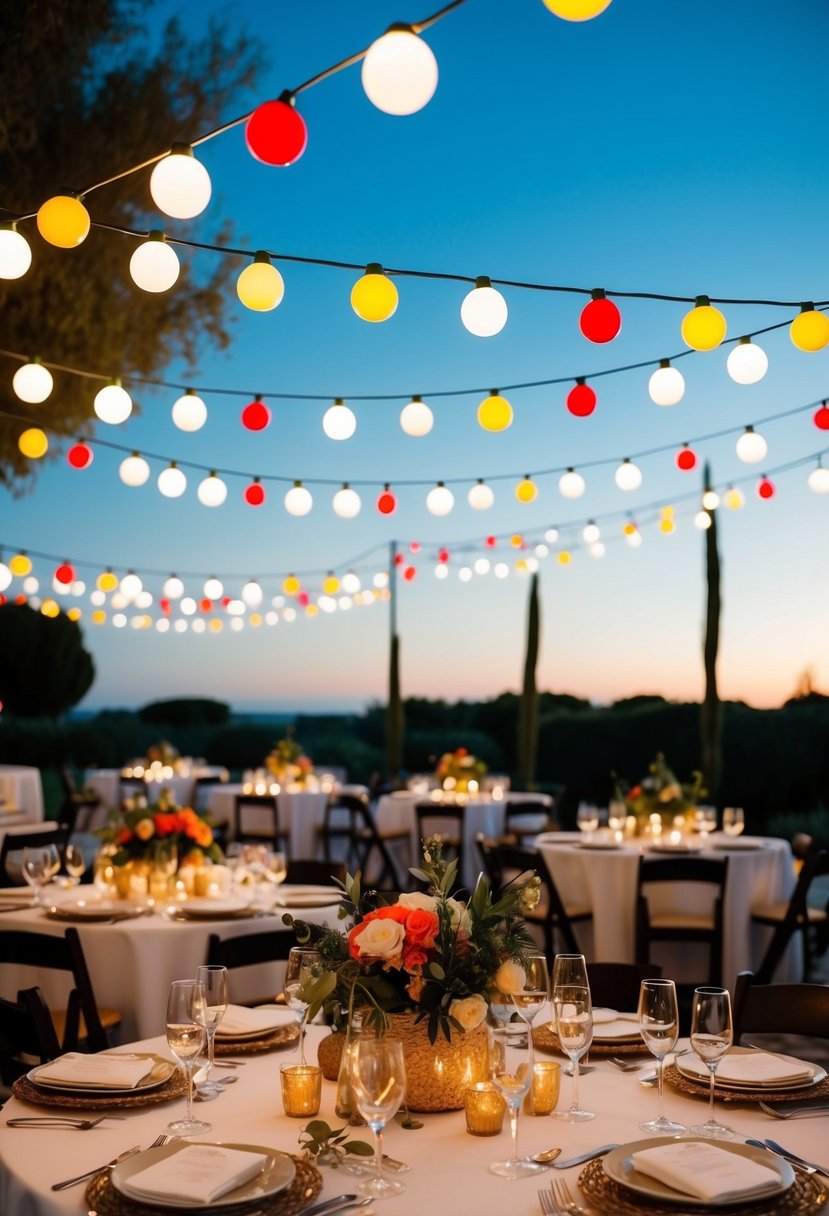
[577,1153,827,1215]
[533,1023,648,1058]
[84,1153,322,1216]
[664,1063,829,1105]
[12,1070,187,1110]
[214,1024,299,1056]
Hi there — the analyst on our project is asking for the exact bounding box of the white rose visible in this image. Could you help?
[353,917,406,960]
[398,892,438,913]
[449,994,488,1032]
[446,897,471,933]
[494,960,526,995]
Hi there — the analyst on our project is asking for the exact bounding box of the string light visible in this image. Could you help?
[582,521,600,544]
[559,468,585,499]
[236,252,285,311]
[157,463,187,498]
[724,486,746,510]
[0,223,32,278]
[681,295,727,351]
[813,402,829,431]
[197,472,228,506]
[541,0,613,19]
[735,426,767,463]
[119,453,150,487]
[93,380,132,425]
[332,484,362,518]
[361,24,438,116]
[400,395,434,436]
[702,488,721,511]
[726,336,768,384]
[757,476,775,499]
[468,479,495,510]
[351,264,398,322]
[675,444,697,471]
[245,92,308,165]
[614,459,643,491]
[284,482,313,516]
[13,359,53,403]
[36,193,90,247]
[322,398,357,440]
[808,463,829,494]
[566,378,596,417]
[9,554,32,577]
[579,289,621,343]
[149,143,212,219]
[18,427,48,458]
[241,395,272,431]
[461,276,508,337]
[377,485,397,514]
[694,510,713,530]
[790,303,829,352]
[477,390,513,432]
[203,576,224,599]
[172,390,207,432]
[244,478,266,506]
[426,482,454,516]
[648,359,685,406]
[129,231,180,293]
[515,476,538,503]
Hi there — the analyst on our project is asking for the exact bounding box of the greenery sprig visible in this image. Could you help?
[297,1120,374,1167]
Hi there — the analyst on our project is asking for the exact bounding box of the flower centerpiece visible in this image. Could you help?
[621,752,706,831]
[293,838,540,1111]
[434,746,487,793]
[96,789,223,895]
[145,739,181,768]
[266,732,313,785]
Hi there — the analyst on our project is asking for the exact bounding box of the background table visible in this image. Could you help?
[536,832,800,988]
[3,1023,828,1216]
[206,784,368,856]
[84,767,229,823]
[0,764,44,820]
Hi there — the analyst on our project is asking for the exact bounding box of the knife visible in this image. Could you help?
[763,1139,829,1177]
[551,1143,621,1169]
[297,1195,371,1216]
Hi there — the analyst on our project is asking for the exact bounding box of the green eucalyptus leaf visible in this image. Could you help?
[344,1141,375,1156]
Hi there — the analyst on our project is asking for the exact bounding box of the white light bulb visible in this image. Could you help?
[0,563,11,592]
[332,486,362,518]
[460,277,508,337]
[110,592,128,610]
[163,575,184,599]
[626,529,643,548]
[156,618,170,633]
[534,544,548,558]
[227,599,245,616]
[112,613,127,628]
[727,338,768,385]
[242,580,263,607]
[808,466,829,494]
[157,464,187,498]
[149,144,212,219]
[192,618,206,634]
[197,473,228,507]
[94,382,133,425]
[90,588,104,605]
[736,429,767,463]
[119,454,150,486]
[0,225,32,279]
[468,480,495,510]
[203,577,223,599]
[373,572,389,589]
[494,563,509,579]
[702,489,721,511]
[342,572,361,594]
[426,483,454,516]
[544,527,560,544]
[13,360,53,403]
[284,484,313,516]
[459,566,473,582]
[174,619,188,633]
[135,591,153,609]
[180,596,196,616]
[694,510,713,530]
[582,521,601,544]
[323,399,357,440]
[589,542,606,557]
[648,362,685,406]
[400,396,434,436]
[474,558,491,575]
[615,460,643,491]
[361,26,438,116]
[172,391,207,432]
[435,562,448,579]
[129,234,180,292]
[559,469,585,499]
[119,572,143,600]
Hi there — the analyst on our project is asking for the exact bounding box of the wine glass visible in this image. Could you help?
[22,844,60,905]
[165,979,211,1135]
[689,986,734,1138]
[63,844,87,886]
[265,850,288,893]
[638,978,686,1134]
[92,846,117,900]
[283,946,322,1066]
[576,803,599,839]
[722,808,745,837]
[194,964,229,1096]
[350,1036,407,1199]
[551,953,595,1122]
[488,1020,544,1178]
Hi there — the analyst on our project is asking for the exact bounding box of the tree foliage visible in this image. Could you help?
[0,604,94,717]
[138,697,230,727]
[0,0,260,487]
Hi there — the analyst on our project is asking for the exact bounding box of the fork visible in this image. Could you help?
[5,1115,126,1129]
[553,1179,596,1215]
[51,1143,142,1190]
[539,1188,559,1215]
[608,1056,648,1071]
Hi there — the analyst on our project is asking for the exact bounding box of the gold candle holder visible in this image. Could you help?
[464,1082,506,1135]
[280,1064,322,1118]
[519,1060,561,1115]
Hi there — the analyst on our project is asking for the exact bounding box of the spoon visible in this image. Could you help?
[531,1147,563,1165]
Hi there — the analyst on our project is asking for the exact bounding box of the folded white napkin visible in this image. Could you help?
[34,1052,154,1089]
[216,1004,295,1038]
[682,1050,813,1086]
[631,1141,781,1203]
[124,1144,268,1205]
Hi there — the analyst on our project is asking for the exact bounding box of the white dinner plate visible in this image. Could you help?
[711,839,763,851]
[45,898,145,922]
[603,1136,793,1207]
[678,1048,826,1091]
[575,839,623,850]
[276,889,342,907]
[646,843,702,855]
[112,1141,295,1209]
[216,1006,296,1040]
[29,1052,176,1096]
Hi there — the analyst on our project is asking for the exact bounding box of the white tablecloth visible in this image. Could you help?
[206,784,368,857]
[536,833,800,988]
[84,767,229,823]
[376,791,552,887]
[3,1024,828,1216]
[0,765,44,820]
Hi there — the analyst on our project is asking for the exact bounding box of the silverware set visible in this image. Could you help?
[539,1178,596,1214]
[50,1132,170,1190]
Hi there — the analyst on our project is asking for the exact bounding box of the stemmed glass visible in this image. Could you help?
[265,850,288,897]
[63,844,87,886]
[488,1019,544,1178]
[193,964,229,1096]
[638,978,686,1134]
[22,844,60,905]
[689,986,734,1138]
[283,946,322,1066]
[166,979,211,1135]
[349,1036,407,1200]
[576,803,599,839]
[722,808,745,837]
[551,954,595,1121]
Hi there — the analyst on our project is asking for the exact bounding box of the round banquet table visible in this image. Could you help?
[0,888,343,1041]
[83,768,230,824]
[205,784,369,855]
[2,1024,828,1216]
[535,832,801,989]
[0,764,45,820]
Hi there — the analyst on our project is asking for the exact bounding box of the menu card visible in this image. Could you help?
[35,1052,154,1089]
[216,1004,295,1038]
[631,1141,782,1202]
[124,1144,268,1204]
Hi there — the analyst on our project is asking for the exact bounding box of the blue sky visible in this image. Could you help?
[4,0,829,713]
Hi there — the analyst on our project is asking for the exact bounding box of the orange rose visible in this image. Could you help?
[116,827,133,845]
[404,908,439,950]
[402,943,429,970]
[134,818,155,841]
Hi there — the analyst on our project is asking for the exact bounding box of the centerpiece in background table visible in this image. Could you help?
[95,789,223,898]
[301,837,541,1111]
[265,731,314,788]
[434,747,488,794]
[617,752,706,836]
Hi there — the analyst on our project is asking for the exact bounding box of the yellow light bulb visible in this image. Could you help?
[36,194,90,248]
[477,391,513,432]
[9,553,32,576]
[249,613,262,627]
[514,558,528,572]
[557,551,572,566]
[790,305,829,352]
[67,606,82,622]
[18,427,48,458]
[725,487,745,510]
[510,534,523,548]
[623,522,637,536]
[283,574,301,595]
[92,610,107,625]
[323,574,340,595]
[41,599,60,617]
[209,618,223,633]
[515,477,538,503]
[237,252,285,311]
[306,603,319,617]
[659,518,676,534]
[541,0,612,19]
[681,295,727,351]
[97,570,118,593]
[351,263,398,322]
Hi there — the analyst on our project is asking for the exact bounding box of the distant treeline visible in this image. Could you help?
[2,691,829,837]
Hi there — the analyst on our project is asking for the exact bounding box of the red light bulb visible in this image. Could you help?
[485,535,497,548]
[67,441,93,469]
[675,445,697,472]
[221,596,231,608]
[579,292,621,343]
[199,598,212,613]
[55,562,74,585]
[246,95,308,166]
[159,597,171,614]
[297,590,310,607]
[813,404,829,430]
[377,487,397,515]
[438,548,450,562]
[566,379,597,417]
[394,552,405,566]
[244,479,266,506]
[409,541,421,553]
[757,477,775,499]
[241,398,271,431]
[404,565,417,581]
